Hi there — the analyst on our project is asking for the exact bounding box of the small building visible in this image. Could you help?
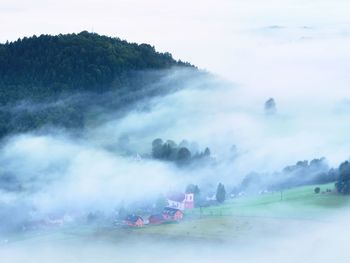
[162,207,184,221]
[125,215,144,227]
[184,193,194,209]
[167,192,194,210]
[148,214,164,225]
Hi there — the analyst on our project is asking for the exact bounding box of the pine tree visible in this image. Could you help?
[336,161,350,194]
[216,183,226,203]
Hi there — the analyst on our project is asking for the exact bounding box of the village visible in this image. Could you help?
[6,180,347,251]
[17,176,342,235]
[18,190,200,232]
[124,192,195,227]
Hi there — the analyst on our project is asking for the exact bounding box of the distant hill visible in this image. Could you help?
[0,32,196,137]
[0,31,192,103]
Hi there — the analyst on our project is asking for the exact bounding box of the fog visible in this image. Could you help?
[1,210,350,263]
[0,65,348,235]
[0,62,349,216]
[1,0,350,262]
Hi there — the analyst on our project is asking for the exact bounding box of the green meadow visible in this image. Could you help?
[133,183,350,241]
[6,183,350,244]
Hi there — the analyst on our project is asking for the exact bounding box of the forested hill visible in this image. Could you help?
[0,31,197,137]
[0,31,192,103]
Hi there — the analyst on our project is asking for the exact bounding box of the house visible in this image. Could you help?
[148,214,165,225]
[167,192,194,210]
[184,193,194,209]
[162,207,184,221]
[125,215,144,227]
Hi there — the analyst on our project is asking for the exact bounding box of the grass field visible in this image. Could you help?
[130,182,350,241]
[2,183,349,263]
[5,183,350,244]
[187,182,349,219]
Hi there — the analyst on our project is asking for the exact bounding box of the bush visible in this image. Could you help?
[336,161,350,194]
[314,187,321,194]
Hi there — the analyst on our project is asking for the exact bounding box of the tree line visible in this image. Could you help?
[151,138,211,165]
[236,156,350,196]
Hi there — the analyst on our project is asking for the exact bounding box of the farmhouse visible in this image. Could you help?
[125,215,144,227]
[167,192,194,210]
[162,207,184,221]
[148,214,164,225]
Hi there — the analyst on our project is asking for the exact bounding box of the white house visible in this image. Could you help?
[166,192,194,210]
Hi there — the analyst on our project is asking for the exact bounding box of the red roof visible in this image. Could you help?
[125,215,143,223]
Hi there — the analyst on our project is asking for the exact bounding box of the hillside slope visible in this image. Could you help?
[0,31,192,102]
[0,32,195,137]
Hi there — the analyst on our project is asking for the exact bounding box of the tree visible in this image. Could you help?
[177,147,191,162]
[161,143,173,160]
[336,161,350,194]
[264,98,277,115]
[314,187,321,194]
[179,140,189,148]
[216,183,226,203]
[203,147,211,157]
[186,184,200,195]
[166,140,177,149]
[165,140,178,160]
[152,138,164,159]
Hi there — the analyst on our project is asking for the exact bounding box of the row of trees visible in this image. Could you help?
[239,157,334,193]
[152,138,211,165]
[237,156,350,196]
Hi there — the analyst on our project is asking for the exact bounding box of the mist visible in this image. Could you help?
[0,64,350,220]
[1,208,350,263]
[1,0,350,262]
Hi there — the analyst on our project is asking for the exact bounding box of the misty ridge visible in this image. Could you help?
[2,0,350,262]
[0,31,194,137]
[0,58,348,235]
[0,29,350,263]
[0,68,204,136]
[0,67,225,229]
